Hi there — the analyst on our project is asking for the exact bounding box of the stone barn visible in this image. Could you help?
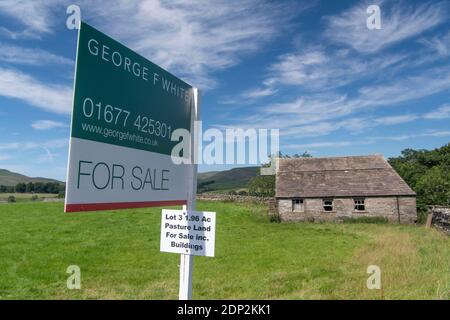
[276,155,417,223]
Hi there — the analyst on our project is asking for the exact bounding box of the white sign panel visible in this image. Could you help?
[160,209,216,257]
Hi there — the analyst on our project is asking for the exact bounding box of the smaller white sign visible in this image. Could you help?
[160,209,216,257]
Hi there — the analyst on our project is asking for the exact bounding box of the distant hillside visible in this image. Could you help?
[197,167,259,192]
[0,169,64,186]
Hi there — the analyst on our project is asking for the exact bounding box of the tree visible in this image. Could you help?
[415,166,450,209]
[273,151,312,159]
[292,151,312,158]
[26,182,34,193]
[389,142,450,221]
[48,183,60,194]
[302,151,312,158]
[5,186,14,193]
[247,173,275,197]
[15,183,26,193]
[34,182,44,193]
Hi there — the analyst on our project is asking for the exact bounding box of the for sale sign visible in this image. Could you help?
[65,21,193,212]
[160,209,216,257]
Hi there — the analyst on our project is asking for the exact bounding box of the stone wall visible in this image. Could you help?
[197,193,272,205]
[428,206,450,235]
[277,196,417,224]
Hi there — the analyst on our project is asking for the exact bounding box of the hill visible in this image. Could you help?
[0,169,64,186]
[197,166,259,192]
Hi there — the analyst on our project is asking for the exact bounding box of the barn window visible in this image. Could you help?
[354,198,365,211]
[292,199,304,212]
[323,199,333,211]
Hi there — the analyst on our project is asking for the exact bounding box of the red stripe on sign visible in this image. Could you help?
[64,200,187,212]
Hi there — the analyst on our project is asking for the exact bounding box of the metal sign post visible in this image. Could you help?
[179,88,200,300]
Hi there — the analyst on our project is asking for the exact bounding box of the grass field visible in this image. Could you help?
[0,201,448,300]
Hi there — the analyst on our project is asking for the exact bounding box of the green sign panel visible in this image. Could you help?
[72,21,192,156]
[65,21,194,212]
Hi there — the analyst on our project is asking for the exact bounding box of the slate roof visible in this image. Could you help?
[275,155,416,198]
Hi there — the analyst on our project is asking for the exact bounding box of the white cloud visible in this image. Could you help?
[284,130,450,150]
[0,68,72,114]
[32,120,69,130]
[355,67,450,108]
[280,122,341,138]
[284,141,354,149]
[0,142,20,151]
[0,139,67,168]
[265,65,450,124]
[0,0,63,37]
[368,130,450,142]
[238,94,352,130]
[373,114,418,126]
[0,138,68,151]
[229,45,413,104]
[0,154,12,161]
[265,50,328,86]
[0,43,73,66]
[324,1,448,53]
[0,0,310,88]
[0,1,311,112]
[241,87,278,100]
[226,62,450,135]
[89,0,307,88]
[39,139,68,149]
[0,26,41,40]
[221,103,420,139]
[263,48,406,89]
[227,2,450,105]
[36,147,56,164]
[423,104,450,119]
[279,113,418,139]
[220,86,278,105]
[419,31,450,56]
[214,2,450,148]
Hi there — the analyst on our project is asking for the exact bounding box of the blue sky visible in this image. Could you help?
[0,0,449,181]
